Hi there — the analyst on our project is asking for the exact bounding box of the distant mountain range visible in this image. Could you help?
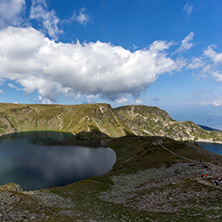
[0,103,222,143]
[198,125,221,132]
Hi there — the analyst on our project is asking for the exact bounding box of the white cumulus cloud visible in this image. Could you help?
[183,43,222,82]
[30,0,62,40]
[187,57,204,69]
[211,71,222,82]
[115,97,129,104]
[0,0,26,28]
[183,2,193,16]
[201,97,222,106]
[38,95,52,104]
[74,8,89,25]
[204,45,222,64]
[212,97,222,106]
[8,83,22,91]
[59,8,90,26]
[135,99,143,104]
[199,45,222,81]
[177,32,194,53]
[0,27,182,103]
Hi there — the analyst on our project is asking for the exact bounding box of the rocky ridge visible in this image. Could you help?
[0,103,222,143]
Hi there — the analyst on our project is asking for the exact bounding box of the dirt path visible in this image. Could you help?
[161,144,193,161]
[153,141,194,162]
[196,177,222,189]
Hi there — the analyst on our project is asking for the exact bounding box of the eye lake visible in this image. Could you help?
[0,132,116,191]
[2,131,221,192]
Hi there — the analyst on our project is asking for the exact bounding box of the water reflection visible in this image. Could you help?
[0,132,116,191]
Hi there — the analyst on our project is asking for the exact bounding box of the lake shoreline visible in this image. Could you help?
[188,139,222,145]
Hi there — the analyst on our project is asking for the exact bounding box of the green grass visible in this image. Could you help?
[0,102,222,143]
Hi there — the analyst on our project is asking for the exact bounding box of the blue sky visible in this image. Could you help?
[0,0,222,128]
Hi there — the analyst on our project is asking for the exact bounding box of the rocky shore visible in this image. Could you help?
[99,162,217,212]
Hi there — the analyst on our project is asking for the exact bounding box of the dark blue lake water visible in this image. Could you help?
[0,132,116,191]
[195,142,222,155]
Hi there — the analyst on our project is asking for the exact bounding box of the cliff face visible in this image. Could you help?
[0,103,222,142]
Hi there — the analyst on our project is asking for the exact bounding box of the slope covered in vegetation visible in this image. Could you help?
[0,103,222,143]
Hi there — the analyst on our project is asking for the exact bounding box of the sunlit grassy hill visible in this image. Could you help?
[0,102,222,142]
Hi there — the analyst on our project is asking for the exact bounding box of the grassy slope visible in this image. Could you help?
[0,103,222,143]
[48,135,222,221]
[0,103,126,137]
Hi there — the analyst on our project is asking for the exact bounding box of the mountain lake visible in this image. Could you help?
[195,142,222,156]
[0,132,116,191]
